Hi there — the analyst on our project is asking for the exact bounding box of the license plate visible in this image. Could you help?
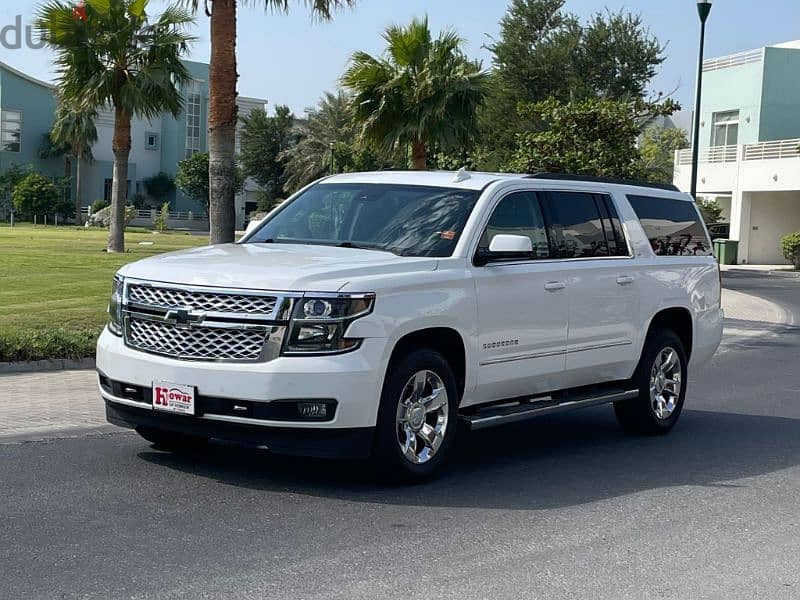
[152,381,195,416]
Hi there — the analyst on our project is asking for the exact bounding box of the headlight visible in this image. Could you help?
[283,293,375,355]
[107,276,124,336]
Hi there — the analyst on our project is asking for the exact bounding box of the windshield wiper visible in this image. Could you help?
[336,241,398,255]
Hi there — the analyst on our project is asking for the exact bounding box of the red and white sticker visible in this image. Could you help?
[152,382,195,415]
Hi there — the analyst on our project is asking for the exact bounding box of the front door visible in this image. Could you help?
[470,191,568,405]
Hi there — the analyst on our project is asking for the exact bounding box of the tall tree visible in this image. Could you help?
[343,17,488,170]
[37,0,193,252]
[280,91,356,191]
[176,152,244,213]
[239,105,295,202]
[181,0,357,245]
[48,100,98,223]
[481,0,665,169]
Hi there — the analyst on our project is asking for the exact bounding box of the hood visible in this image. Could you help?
[118,243,439,292]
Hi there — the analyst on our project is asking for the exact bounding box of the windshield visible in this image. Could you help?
[245,183,480,257]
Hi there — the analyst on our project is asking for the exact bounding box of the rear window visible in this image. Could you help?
[627,195,712,257]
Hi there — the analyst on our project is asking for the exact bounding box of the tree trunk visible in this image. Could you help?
[411,139,427,170]
[208,0,238,244]
[74,148,83,225]
[108,105,131,253]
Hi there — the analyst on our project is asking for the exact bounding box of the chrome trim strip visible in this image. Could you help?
[480,340,633,366]
[566,340,633,354]
[124,277,301,299]
[126,310,273,332]
[465,390,639,431]
[100,388,154,411]
[480,349,565,367]
[201,413,303,428]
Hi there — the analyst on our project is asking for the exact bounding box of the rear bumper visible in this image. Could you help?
[106,401,375,459]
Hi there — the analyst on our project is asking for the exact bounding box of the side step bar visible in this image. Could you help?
[461,388,639,431]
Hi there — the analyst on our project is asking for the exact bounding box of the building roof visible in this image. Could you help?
[0,60,55,90]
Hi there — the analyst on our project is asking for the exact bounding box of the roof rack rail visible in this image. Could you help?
[524,172,680,192]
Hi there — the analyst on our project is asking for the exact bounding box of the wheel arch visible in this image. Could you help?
[386,328,467,401]
[645,307,694,360]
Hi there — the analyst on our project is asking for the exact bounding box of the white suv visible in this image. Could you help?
[97,171,723,481]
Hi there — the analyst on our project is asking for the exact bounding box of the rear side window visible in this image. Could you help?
[627,195,712,257]
[540,191,628,258]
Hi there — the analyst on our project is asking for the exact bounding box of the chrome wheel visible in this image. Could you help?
[396,370,449,465]
[650,347,682,420]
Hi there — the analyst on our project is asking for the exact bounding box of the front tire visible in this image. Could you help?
[373,349,459,483]
[614,330,688,435]
[136,427,209,452]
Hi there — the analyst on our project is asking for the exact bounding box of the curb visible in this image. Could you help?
[0,358,96,375]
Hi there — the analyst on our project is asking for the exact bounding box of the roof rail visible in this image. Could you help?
[524,172,680,192]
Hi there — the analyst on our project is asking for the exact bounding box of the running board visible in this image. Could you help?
[461,388,639,431]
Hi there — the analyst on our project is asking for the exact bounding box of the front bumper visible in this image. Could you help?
[106,401,374,459]
[97,327,387,447]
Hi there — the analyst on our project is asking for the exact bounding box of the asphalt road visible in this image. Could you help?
[2,272,800,600]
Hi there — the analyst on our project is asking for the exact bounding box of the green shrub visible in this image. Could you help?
[154,201,170,232]
[90,199,109,214]
[12,172,62,218]
[0,328,100,363]
[780,232,800,270]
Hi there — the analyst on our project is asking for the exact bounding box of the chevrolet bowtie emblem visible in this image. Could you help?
[164,308,206,328]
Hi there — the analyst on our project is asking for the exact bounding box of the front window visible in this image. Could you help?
[246,183,480,258]
[711,110,739,147]
[1,110,22,153]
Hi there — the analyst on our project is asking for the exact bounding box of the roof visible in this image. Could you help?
[322,170,525,191]
[0,60,55,91]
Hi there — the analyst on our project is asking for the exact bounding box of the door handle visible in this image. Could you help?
[544,281,566,291]
[616,275,635,285]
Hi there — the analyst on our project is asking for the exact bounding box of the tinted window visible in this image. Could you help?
[627,195,712,257]
[247,183,479,257]
[541,192,610,258]
[594,194,629,257]
[478,192,550,259]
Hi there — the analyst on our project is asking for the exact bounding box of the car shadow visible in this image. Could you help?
[138,407,800,511]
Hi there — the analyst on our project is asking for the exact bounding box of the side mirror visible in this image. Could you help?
[475,234,534,266]
[489,234,533,254]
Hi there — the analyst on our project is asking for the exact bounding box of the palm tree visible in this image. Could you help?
[343,17,489,170]
[281,91,355,191]
[50,100,98,224]
[180,0,357,245]
[36,0,193,252]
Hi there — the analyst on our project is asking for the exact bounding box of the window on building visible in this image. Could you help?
[627,195,712,257]
[711,110,739,147]
[185,80,202,158]
[145,132,160,150]
[1,110,22,153]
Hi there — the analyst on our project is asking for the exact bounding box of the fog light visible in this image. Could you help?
[298,402,328,419]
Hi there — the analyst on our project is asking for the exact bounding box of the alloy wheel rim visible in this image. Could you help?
[396,370,449,465]
[650,347,682,420]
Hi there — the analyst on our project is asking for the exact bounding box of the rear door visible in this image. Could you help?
[539,190,640,388]
[470,190,568,404]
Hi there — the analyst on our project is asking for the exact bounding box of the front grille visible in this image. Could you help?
[128,318,267,361]
[128,284,277,315]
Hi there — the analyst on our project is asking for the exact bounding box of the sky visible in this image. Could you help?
[2,0,800,116]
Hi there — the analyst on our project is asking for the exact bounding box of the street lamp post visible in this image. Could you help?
[329,142,337,175]
[690,0,713,199]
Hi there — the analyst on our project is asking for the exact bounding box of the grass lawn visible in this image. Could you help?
[0,223,208,361]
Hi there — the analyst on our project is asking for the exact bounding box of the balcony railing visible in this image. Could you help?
[703,49,763,72]
[676,146,737,165]
[743,139,800,161]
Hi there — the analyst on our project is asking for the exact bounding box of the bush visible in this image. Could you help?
[0,328,99,362]
[154,201,170,232]
[88,205,137,228]
[780,232,800,270]
[90,199,109,214]
[11,172,61,218]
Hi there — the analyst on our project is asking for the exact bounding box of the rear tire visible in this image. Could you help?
[136,427,209,452]
[614,330,688,435]
[373,349,459,483]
